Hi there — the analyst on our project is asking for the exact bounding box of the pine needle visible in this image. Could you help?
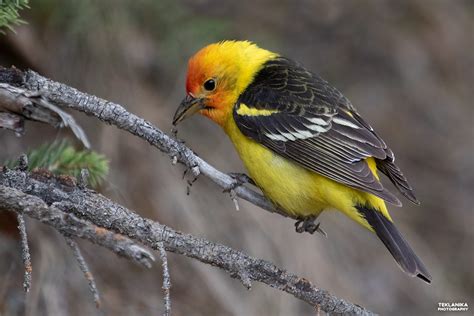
[0,0,29,34]
[7,140,109,188]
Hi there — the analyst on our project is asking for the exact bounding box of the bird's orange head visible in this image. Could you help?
[173,41,277,127]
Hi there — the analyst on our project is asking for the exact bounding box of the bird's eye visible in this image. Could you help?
[203,79,216,91]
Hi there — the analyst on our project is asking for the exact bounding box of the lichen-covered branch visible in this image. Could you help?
[16,214,32,293]
[158,242,171,316]
[0,181,155,268]
[0,167,374,315]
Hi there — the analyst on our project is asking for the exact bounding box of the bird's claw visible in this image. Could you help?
[223,172,256,193]
[295,217,327,237]
[170,127,187,145]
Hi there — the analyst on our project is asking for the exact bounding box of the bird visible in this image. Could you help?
[173,40,431,283]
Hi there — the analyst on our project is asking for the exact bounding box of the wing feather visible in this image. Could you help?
[234,57,417,205]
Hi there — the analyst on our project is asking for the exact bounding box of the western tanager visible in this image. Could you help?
[173,40,431,283]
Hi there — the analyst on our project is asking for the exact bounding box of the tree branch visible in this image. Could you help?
[0,167,373,315]
[158,242,171,316]
[0,81,89,147]
[1,67,288,219]
[64,236,101,307]
[0,112,24,134]
[0,67,375,315]
[0,179,155,269]
[16,213,32,293]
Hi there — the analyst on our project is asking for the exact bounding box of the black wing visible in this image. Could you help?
[234,57,418,206]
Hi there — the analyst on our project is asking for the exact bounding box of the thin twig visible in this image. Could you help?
[15,154,32,293]
[16,214,32,293]
[64,236,101,307]
[158,242,171,316]
[77,168,90,189]
[230,189,240,211]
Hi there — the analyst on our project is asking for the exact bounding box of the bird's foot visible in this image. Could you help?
[223,172,256,193]
[295,217,327,237]
[182,164,200,195]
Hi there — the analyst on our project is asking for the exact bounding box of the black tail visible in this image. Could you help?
[356,205,432,283]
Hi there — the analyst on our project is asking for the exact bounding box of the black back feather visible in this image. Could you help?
[234,57,418,205]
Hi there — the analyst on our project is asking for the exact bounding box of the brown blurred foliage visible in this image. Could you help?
[0,1,473,315]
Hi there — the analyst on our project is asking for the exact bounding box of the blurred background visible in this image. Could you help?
[0,0,473,315]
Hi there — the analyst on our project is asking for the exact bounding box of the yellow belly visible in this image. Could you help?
[224,118,390,230]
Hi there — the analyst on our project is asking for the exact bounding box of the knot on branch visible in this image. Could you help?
[77,169,89,189]
[231,268,252,290]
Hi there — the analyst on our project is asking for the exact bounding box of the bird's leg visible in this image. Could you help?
[229,172,256,186]
[223,172,256,193]
[181,163,200,196]
[295,216,327,237]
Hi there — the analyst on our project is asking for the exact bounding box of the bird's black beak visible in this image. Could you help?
[172,95,205,125]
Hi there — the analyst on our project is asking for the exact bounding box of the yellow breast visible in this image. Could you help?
[223,117,389,229]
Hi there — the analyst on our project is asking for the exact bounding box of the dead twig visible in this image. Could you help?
[158,242,171,316]
[16,214,32,293]
[64,236,101,307]
[0,82,89,148]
